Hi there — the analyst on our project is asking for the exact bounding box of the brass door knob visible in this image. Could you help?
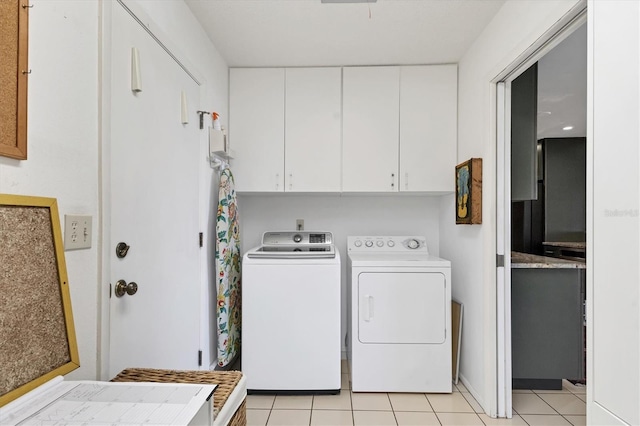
[114,280,138,297]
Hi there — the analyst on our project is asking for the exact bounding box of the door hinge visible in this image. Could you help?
[199,232,203,248]
[109,283,112,299]
[198,350,202,367]
[496,254,505,267]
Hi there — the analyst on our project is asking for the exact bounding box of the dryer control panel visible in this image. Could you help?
[347,236,428,253]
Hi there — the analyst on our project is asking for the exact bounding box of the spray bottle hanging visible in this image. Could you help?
[212,112,222,131]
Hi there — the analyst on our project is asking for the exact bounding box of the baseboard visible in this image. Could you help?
[459,373,487,416]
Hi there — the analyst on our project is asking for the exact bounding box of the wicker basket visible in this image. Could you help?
[111,368,246,426]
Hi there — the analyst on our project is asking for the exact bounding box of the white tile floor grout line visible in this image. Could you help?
[245,371,587,426]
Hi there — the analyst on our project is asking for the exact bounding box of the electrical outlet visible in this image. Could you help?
[296,219,304,231]
[64,215,92,250]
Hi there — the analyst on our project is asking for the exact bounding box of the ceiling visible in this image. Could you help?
[184,0,585,140]
[185,0,506,67]
[537,24,587,139]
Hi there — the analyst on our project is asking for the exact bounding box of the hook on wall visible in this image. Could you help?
[196,110,210,130]
[21,69,31,75]
[22,4,33,8]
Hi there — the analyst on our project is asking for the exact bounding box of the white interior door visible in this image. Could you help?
[107,3,201,377]
[588,1,640,424]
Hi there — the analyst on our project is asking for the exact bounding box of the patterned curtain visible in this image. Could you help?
[215,167,241,368]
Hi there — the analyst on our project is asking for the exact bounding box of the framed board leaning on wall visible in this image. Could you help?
[0,194,80,407]
[0,0,29,160]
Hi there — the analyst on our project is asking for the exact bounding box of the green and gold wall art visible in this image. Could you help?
[455,158,482,224]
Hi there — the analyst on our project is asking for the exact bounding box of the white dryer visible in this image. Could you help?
[347,236,452,393]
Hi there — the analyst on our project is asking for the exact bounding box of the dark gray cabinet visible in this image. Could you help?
[512,267,585,389]
[543,137,587,242]
[511,63,538,201]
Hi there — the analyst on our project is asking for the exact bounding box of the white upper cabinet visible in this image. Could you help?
[229,65,458,194]
[399,65,458,192]
[285,68,342,192]
[229,68,285,192]
[342,66,400,192]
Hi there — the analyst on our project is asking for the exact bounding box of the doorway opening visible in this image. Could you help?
[495,6,587,418]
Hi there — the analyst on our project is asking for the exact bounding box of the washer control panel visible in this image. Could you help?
[262,231,332,246]
[347,236,428,253]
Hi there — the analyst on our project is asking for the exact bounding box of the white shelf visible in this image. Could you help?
[209,127,234,161]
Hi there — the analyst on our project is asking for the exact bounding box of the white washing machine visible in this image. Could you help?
[347,236,452,393]
[242,231,341,394]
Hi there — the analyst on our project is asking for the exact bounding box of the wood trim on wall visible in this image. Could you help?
[0,0,29,160]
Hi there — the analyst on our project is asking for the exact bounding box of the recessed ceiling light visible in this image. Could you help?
[563,126,574,131]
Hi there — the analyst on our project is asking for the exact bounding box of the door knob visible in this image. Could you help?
[114,280,138,297]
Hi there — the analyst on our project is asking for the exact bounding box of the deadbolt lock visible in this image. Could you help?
[116,242,130,258]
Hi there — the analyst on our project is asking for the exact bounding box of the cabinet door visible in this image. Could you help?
[511,268,584,381]
[229,68,285,192]
[543,137,586,241]
[511,63,538,201]
[343,66,399,192]
[285,68,341,192]
[399,65,457,192]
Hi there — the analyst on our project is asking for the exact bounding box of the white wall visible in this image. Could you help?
[0,1,100,380]
[239,193,442,354]
[439,0,582,415]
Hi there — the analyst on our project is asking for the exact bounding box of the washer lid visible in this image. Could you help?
[348,252,450,267]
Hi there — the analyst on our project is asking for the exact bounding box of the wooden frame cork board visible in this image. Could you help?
[0,194,79,407]
[0,0,29,160]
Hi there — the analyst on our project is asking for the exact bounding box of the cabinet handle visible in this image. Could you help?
[391,173,395,189]
[289,173,293,191]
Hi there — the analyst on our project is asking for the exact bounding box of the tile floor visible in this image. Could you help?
[245,360,586,426]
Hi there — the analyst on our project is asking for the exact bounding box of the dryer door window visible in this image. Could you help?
[358,272,446,344]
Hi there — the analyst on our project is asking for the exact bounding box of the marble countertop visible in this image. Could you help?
[511,251,586,269]
[542,241,586,250]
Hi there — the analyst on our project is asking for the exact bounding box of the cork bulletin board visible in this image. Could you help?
[0,0,29,160]
[0,194,79,407]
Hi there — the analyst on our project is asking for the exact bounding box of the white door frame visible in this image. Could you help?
[494,4,587,417]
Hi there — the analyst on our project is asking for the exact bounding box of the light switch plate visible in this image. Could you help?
[64,215,92,250]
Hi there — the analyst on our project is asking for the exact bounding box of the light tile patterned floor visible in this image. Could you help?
[245,360,587,426]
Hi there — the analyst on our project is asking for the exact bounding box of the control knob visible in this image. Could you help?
[387,240,395,247]
[407,239,420,249]
[365,240,373,248]
[376,240,384,247]
[354,240,362,247]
